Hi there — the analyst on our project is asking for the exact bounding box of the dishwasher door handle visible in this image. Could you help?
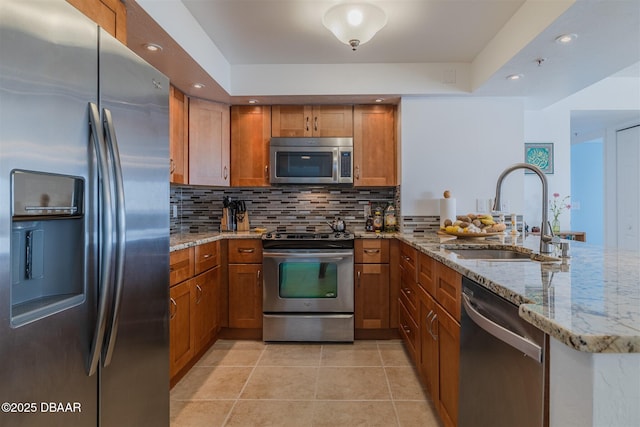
[462,293,542,363]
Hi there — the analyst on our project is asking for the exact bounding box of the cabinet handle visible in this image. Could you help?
[429,313,438,340]
[169,298,177,320]
[305,116,310,132]
[202,253,212,259]
[364,249,380,254]
[314,116,318,131]
[402,324,411,335]
[402,287,412,295]
[257,269,262,286]
[265,164,269,179]
[223,166,228,180]
[238,248,255,253]
[195,284,202,304]
[355,165,360,180]
[357,270,361,287]
[169,158,175,173]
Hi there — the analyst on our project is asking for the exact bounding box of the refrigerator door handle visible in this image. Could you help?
[101,108,127,368]
[87,102,116,376]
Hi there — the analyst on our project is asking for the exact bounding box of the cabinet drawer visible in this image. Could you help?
[195,241,220,274]
[170,247,194,286]
[228,239,262,263]
[399,243,417,282]
[436,263,462,322]
[355,239,390,263]
[398,298,418,362]
[418,252,436,296]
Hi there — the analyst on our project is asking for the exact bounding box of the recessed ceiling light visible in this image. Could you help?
[506,74,523,81]
[192,83,205,89]
[555,33,578,44]
[248,99,259,104]
[375,98,384,103]
[143,43,163,52]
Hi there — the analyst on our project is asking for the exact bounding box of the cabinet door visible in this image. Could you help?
[228,264,262,328]
[170,247,194,286]
[169,85,189,184]
[169,279,194,378]
[272,105,353,137]
[398,298,418,363]
[312,105,353,137]
[418,288,439,400]
[436,304,460,427]
[436,262,462,322]
[189,98,230,186]
[355,263,390,329]
[193,266,221,354]
[231,105,271,186]
[353,105,396,186]
[67,0,127,43]
[271,105,312,137]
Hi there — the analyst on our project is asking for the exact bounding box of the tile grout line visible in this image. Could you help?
[220,343,268,427]
[378,341,403,426]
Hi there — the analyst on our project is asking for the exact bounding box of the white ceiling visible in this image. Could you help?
[128,0,640,110]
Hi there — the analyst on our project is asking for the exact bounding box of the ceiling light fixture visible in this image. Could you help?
[143,43,163,52]
[555,33,578,44]
[192,83,205,89]
[248,99,259,104]
[322,3,387,51]
[375,98,384,103]
[506,74,523,81]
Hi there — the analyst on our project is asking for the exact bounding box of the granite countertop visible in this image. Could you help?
[170,230,640,354]
[398,234,640,354]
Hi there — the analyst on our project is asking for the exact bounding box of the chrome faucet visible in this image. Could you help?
[493,163,554,253]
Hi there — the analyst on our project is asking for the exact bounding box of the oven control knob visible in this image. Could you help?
[335,233,341,239]
[265,232,272,239]
[275,233,281,239]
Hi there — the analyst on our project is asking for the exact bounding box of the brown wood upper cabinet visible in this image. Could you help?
[231,105,271,187]
[66,0,127,43]
[353,105,397,187]
[170,85,189,184]
[272,105,353,137]
[189,98,230,186]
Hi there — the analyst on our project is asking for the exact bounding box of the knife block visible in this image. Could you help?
[236,212,250,231]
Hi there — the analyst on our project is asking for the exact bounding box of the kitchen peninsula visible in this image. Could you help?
[171,230,640,427]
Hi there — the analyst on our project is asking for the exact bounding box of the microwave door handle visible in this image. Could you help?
[333,148,339,182]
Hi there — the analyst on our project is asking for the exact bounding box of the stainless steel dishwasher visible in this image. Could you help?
[458,277,548,427]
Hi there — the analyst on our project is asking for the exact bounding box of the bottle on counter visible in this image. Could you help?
[372,205,383,232]
[384,202,397,232]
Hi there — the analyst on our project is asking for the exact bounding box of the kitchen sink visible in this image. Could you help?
[447,248,559,262]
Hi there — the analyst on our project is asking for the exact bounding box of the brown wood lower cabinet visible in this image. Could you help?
[169,242,222,386]
[398,246,461,427]
[227,240,263,330]
[355,263,390,329]
[169,278,194,379]
[193,265,222,353]
[228,264,262,328]
[355,239,390,331]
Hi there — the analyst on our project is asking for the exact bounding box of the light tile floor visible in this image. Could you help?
[170,339,443,427]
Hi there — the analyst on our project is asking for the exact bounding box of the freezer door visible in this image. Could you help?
[97,30,170,427]
[0,1,98,426]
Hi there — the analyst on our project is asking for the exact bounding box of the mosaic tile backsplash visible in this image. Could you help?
[170,184,442,235]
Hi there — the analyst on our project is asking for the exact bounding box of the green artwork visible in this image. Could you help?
[525,143,554,174]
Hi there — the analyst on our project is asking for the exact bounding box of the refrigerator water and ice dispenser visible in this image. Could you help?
[10,170,85,327]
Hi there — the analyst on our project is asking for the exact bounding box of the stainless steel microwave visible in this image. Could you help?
[269,137,353,185]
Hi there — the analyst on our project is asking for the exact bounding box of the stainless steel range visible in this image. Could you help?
[262,230,354,342]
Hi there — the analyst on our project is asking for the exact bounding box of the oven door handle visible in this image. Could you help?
[263,251,351,261]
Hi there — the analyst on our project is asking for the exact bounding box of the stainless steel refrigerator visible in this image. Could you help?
[0,1,170,426]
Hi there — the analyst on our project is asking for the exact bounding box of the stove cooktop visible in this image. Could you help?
[262,231,353,241]
[262,230,354,249]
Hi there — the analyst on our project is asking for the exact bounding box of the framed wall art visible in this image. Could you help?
[524,142,554,174]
